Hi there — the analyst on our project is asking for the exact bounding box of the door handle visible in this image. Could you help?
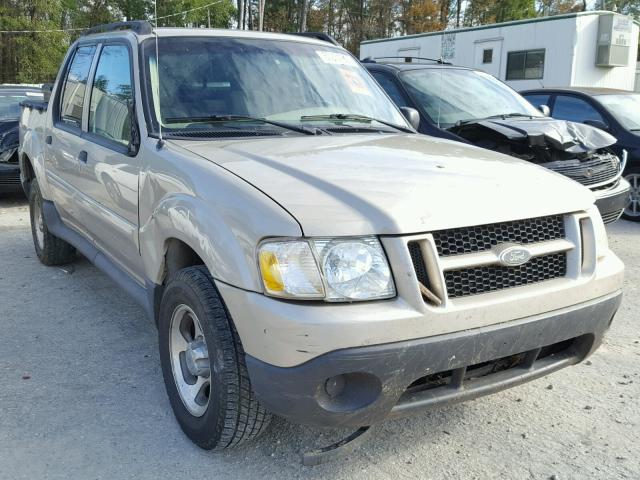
[45,135,52,145]
[78,150,88,164]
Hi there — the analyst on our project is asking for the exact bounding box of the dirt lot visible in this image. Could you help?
[0,192,638,480]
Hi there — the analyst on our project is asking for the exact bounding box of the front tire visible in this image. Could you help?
[158,266,271,449]
[28,180,76,265]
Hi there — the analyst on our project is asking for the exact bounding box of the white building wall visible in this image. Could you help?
[571,15,639,90]
[360,12,638,91]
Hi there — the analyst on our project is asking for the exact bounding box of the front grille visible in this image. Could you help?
[408,242,431,289]
[408,214,573,302]
[432,215,565,256]
[591,179,619,192]
[444,252,567,298]
[601,209,623,224]
[545,153,620,187]
[0,173,20,185]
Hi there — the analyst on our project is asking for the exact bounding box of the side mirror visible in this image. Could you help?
[538,104,551,117]
[127,99,140,156]
[400,106,420,130]
[583,119,609,131]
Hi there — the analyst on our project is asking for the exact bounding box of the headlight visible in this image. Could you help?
[258,237,395,302]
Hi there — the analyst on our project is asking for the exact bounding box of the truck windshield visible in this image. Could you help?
[142,37,408,136]
[400,68,541,129]
[596,94,640,131]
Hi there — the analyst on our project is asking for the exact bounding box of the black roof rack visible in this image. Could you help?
[364,56,452,65]
[289,32,340,46]
[82,20,153,37]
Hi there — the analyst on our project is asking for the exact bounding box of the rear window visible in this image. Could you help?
[59,46,96,128]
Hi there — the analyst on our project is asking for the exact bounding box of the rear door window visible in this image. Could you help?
[59,45,96,129]
[552,95,604,124]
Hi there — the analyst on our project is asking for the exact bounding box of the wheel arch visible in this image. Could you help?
[20,152,36,196]
[139,193,266,294]
[163,238,206,281]
[19,126,52,199]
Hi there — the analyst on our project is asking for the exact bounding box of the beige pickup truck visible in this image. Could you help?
[20,22,624,451]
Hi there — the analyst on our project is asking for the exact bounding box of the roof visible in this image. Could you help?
[0,84,43,95]
[0,84,42,90]
[84,25,338,48]
[361,10,640,45]
[521,86,639,96]
[156,28,332,45]
[362,60,473,72]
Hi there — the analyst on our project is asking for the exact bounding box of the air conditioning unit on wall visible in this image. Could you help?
[596,13,633,67]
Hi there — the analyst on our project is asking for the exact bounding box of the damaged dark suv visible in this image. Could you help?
[363,60,630,224]
[0,85,43,193]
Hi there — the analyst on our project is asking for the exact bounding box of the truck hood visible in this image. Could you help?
[176,134,595,236]
[449,117,616,154]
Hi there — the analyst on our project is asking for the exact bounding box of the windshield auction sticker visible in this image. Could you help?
[316,50,358,67]
[339,68,371,96]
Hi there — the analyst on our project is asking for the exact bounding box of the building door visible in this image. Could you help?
[474,39,503,78]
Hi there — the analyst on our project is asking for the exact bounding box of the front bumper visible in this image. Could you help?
[0,161,22,193]
[245,291,621,428]
[593,178,630,224]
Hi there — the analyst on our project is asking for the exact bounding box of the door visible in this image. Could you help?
[46,44,98,237]
[81,42,144,281]
[474,39,502,78]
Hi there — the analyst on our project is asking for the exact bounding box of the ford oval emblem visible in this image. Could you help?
[495,244,532,267]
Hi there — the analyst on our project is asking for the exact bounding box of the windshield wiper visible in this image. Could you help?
[486,112,535,120]
[164,115,317,135]
[300,113,414,133]
[454,112,534,127]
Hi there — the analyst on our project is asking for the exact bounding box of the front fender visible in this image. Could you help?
[140,192,297,292]
[19,113,51,199]
[137,137,302,292]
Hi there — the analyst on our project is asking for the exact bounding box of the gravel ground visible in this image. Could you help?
[0,192,638,480]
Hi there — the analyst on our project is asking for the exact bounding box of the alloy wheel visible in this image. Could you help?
[624,173,640,218]
[33,200,45,249]
[169,304,211,417]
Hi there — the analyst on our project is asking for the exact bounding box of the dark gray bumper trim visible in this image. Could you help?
[595,185,630,221]
[246,292,622,428]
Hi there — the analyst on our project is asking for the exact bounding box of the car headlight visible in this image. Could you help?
[258,237,395,302]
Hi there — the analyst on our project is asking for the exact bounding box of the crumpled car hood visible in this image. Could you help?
[449,117,616,154]
[177,133,594,236]
[0,118,19,163]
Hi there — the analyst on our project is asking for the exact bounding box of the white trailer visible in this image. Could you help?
[360,11,640,92]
